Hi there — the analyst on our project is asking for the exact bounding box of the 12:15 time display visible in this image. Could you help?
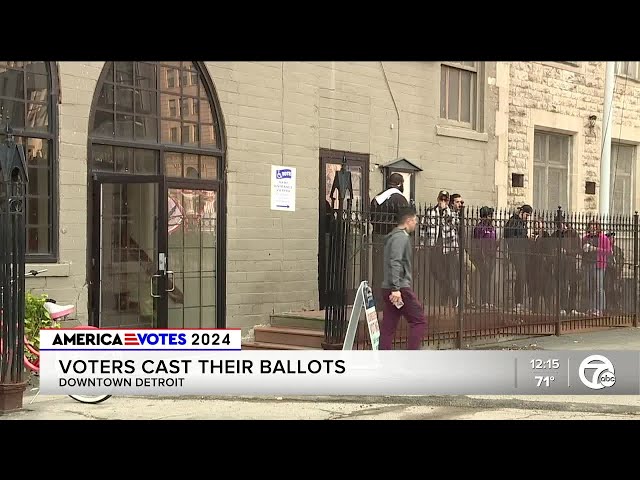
[530,359,560,369]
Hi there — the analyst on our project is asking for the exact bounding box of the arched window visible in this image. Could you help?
[0,61,58,261]
[88,62,225,329]
[90,61,222,175]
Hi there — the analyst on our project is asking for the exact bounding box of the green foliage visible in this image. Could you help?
[24,292,60,353]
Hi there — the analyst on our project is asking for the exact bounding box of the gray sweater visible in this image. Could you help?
[382,227,413,291]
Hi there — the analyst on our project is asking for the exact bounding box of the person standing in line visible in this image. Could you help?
[380,206,427,350]
[504,204,533,312]
[604,232,624,313]
[370,173,409,312]
[422,190,460,307]
[582,220,612,316]
[552,212,582,315]
[450,193,464,212]
[470,206,498,308]
[449,193,477,306]
[528,216,553,314]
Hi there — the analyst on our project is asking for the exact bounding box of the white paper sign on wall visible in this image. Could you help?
[270,165,297,212]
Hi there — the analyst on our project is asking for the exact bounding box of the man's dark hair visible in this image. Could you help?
[397,205,416,225]
[388,173,404,188]
[450,193,461,203]
[479,206,494,219]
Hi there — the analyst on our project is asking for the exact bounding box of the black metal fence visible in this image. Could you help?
[0,121,29,401]
[324,201,639,350]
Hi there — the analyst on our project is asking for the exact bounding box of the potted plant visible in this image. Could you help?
[24,292,60,363]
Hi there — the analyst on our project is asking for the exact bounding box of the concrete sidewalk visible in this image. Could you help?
[2,391,639,420]
[475,325,640,351]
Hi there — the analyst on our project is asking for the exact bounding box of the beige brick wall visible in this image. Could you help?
[21,61,501,334]
[505,61,640,211]
[217,61,500,332]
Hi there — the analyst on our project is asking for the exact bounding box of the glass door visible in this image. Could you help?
[166,185,218,328]
[91,175,168,328]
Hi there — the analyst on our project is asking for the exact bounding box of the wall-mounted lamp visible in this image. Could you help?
[588,114,597,128]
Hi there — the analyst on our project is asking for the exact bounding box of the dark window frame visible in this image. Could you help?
[0,61,59,263]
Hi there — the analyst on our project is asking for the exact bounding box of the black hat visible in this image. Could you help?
[520,204,533,214]
[438,190,450,199]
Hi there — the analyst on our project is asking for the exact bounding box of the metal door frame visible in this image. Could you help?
[318,149,370,309]
[90,173,168,328]
[166,177,224,328]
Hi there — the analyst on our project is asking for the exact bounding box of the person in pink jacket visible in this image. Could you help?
[582,220,612,315]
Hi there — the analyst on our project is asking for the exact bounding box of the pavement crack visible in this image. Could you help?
[328,404,409,420]
[131,395,640,416]
[60,409,106,420]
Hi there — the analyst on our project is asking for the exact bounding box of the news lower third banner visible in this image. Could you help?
[39,329,640,396]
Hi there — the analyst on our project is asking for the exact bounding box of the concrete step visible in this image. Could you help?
[270,313,325,330]
[254,326,324,348]
[242,341,320,350]
[58,318,81,328]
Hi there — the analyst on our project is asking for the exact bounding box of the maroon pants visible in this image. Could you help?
[380,288,427,350]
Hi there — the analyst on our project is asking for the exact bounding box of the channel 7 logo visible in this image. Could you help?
[578,355,616,390]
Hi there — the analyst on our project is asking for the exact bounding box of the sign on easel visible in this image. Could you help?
[343,281,380,350]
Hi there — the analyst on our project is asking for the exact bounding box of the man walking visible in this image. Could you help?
[370,173,409,311]
[380,206,427,350]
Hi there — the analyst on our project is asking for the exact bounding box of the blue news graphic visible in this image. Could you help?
[123,333,187,346]
[40,329,242,351]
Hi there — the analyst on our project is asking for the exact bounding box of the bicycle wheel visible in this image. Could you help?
[68,394,112,404]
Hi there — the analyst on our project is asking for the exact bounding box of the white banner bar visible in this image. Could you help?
[39,350,640,396]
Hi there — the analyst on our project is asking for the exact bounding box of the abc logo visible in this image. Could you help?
[578,355,616,390]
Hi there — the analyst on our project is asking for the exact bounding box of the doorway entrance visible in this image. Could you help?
[90,175,221,329]
[318,148,370,309]
[91,175,167,328]
[87,61,226,328]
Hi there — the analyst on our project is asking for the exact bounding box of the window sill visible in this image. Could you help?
[615,73,640,84]
[538,61,583,74]
[25,263,70,277]
[436,125,488,143]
